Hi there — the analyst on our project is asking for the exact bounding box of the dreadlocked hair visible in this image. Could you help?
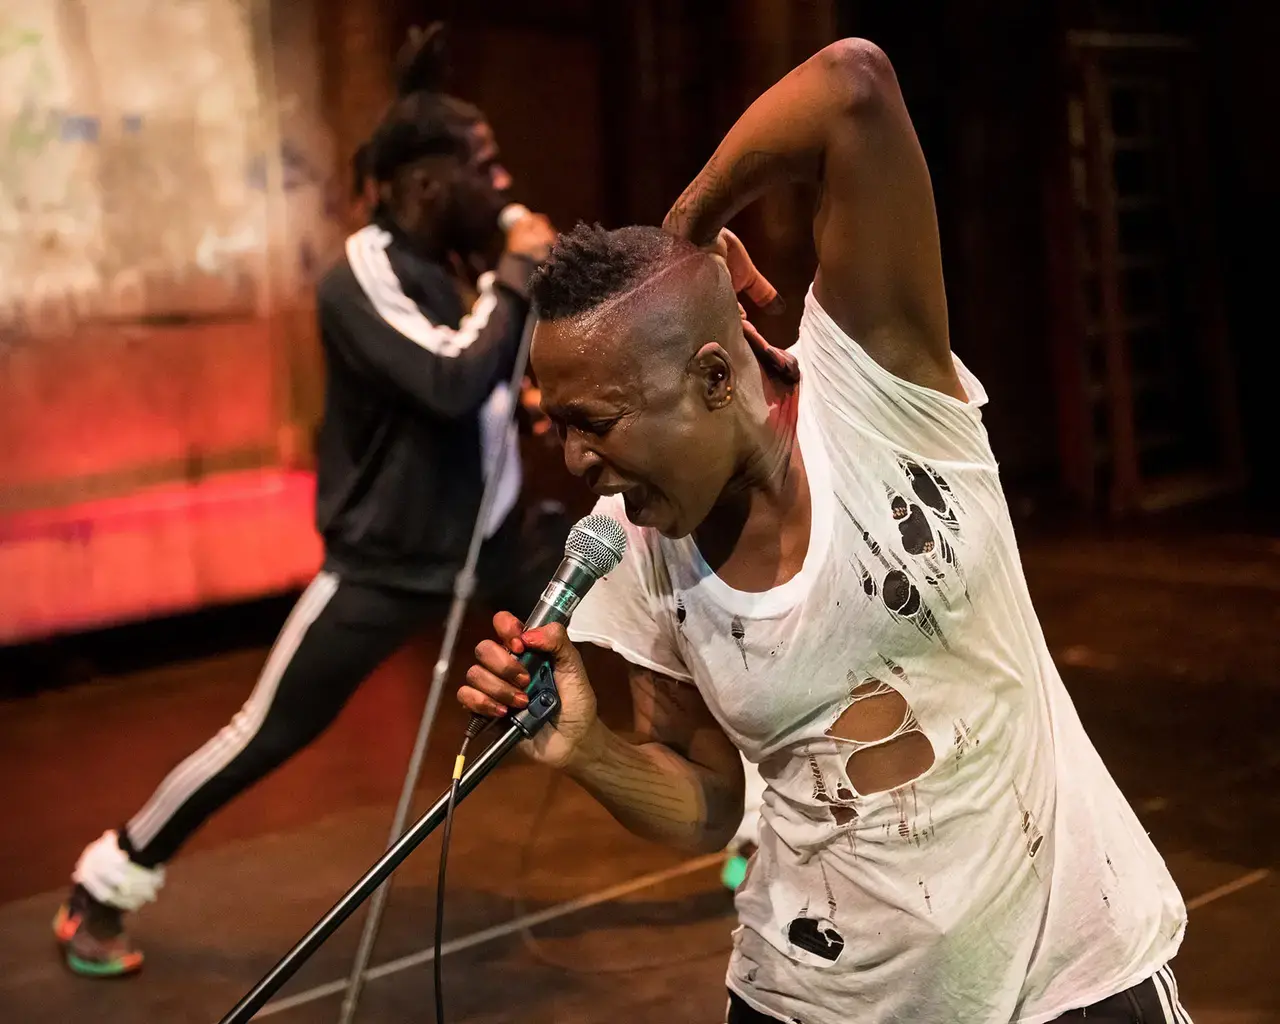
[366,90,483,183]
[530,222,701,320]
[394,22,452,98]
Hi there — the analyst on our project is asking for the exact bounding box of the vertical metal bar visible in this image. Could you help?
[337,309,538,1024]
[1081,57,1141,514]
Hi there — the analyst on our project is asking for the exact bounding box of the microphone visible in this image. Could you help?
[498,203,530,233]
[466,513,627,736]
[524,513,627,631]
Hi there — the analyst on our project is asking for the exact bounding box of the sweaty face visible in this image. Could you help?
[532,274,746,538]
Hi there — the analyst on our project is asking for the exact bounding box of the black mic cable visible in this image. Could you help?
[432,514,627,1024]
[433,710,498,1024]
[433,723,476,1024]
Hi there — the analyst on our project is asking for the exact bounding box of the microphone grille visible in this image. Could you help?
[565,514,627,578]
[498,203,530,233]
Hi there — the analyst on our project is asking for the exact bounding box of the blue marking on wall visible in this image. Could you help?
[59,115,99,143]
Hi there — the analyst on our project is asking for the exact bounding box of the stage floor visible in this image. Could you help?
[2,523,1278,1022]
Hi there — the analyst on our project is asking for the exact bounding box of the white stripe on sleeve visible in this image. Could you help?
[345,225,499,357]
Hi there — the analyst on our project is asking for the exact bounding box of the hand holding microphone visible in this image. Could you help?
[460,514,626,770]
[464,615,598,769]
[500,202,557,262]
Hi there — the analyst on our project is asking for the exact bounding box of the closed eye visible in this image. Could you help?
[544,406,623,439]
[584,418,618,437]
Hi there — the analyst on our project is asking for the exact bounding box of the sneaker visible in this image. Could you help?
[53,884,144,977]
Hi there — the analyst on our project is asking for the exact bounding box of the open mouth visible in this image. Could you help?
[589,478,662,529]
[622,486,653,524]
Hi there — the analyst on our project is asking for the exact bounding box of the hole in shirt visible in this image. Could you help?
[829,680,935,796]
[830,805,857,826]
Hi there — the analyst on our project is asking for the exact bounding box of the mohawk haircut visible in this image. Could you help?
[530,222,701,320]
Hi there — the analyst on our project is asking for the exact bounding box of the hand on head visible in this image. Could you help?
[738,302,800,385]
[708,228,783,313]
[708,229,800,385]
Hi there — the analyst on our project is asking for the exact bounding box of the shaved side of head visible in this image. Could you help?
[592,250,746,382]
[530,223,748,393]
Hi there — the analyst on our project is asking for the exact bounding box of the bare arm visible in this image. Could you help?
[460,617,744,854]
[566,661,744,853]
[664,39,962,399]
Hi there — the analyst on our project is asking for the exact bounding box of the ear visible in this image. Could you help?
[384,164,442,212]
[691,342,734,411]
[410,166,448,203]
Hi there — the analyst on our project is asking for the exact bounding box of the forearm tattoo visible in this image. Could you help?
[580,739,734,850]
[665,147,821,245]
[569,667,742,851]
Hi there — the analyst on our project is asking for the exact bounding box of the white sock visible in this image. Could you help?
[72,831,165,912]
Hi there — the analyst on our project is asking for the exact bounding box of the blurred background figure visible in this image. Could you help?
[51,23,562,977]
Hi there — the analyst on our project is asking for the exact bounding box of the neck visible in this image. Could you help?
[692,370,809,582]
[723,370,801,507]
[384,208,449,263]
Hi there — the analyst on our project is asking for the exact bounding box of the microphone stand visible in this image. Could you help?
[216,661,560,1024]
[337,303,539,1024]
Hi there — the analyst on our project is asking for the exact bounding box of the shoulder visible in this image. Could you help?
[569,495,692,682]
[317,226,392,300]
[795,292,995,466]
[334,225,457,319]
[315,249,360,312]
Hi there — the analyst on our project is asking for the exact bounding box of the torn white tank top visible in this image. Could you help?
[569,288,1185,1024]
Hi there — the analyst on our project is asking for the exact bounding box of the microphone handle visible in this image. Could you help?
[522,554,596,633]
[466,554,597,737]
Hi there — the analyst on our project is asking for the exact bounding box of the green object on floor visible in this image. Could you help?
[721,854,749,890]
[66,953,135,977]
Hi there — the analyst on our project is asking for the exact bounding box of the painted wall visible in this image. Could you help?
[0,0,270,340]
[0,0,344,641]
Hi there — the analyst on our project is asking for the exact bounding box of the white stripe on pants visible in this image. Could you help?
[126,572,340,849]
[1153,966,1194,1024]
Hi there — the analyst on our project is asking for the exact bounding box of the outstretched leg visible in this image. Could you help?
[55,574,439,976]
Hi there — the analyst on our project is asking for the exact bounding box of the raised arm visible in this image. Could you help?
[461,616,744,854]
[664,39,961,398]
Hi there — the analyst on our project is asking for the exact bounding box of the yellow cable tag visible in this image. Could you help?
[452,754,466,780]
